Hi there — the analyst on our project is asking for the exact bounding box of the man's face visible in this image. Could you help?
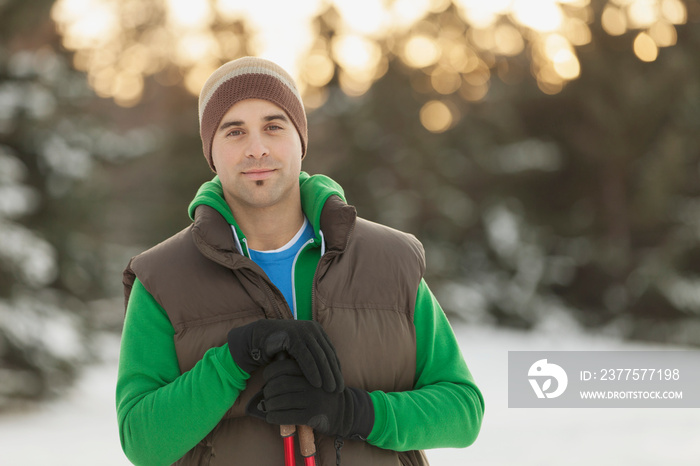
[211,98,303,214]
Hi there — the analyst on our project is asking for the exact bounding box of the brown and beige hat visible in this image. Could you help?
[198,57,308,172]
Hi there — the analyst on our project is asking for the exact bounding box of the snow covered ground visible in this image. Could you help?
[0,325,698,465]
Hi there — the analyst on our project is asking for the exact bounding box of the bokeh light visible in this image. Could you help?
[661,0,688,24]
[403,34,442,68]
[302,52,335,88]
[602,5,629,35]
[628,0,659,28]
[332,34,382,82]
[420,100,454,133]
[634,31,659,61]
[511,0,565,33]
[50,0,690,108]
[648,20,677,46]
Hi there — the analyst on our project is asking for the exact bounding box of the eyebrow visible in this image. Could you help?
[218,113,290,133]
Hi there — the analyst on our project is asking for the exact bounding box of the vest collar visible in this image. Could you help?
[192,194,357,264]
[319,195,357,253]
[191,204,248,268]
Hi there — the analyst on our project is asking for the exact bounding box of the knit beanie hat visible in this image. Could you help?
[198,57,308,172]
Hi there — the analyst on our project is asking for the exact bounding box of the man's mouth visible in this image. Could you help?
[242,168,276,181]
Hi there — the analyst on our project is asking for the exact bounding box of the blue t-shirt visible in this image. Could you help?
[248,218,314,318]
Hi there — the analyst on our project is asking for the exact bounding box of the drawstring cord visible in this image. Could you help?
[334,436,344,466]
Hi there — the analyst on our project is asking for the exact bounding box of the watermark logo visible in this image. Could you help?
[528,359,568,399]
[510,351,697,408]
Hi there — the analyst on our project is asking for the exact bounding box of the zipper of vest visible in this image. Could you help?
[238,260,291,320]
[257,273,288,320]
[310,220,356,322]
[240,235,299,319]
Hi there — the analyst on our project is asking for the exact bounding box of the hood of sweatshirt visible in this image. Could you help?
[187,171,346,253]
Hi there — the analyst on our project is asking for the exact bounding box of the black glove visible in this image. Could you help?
[227,319,343,392]
[246,359,374,439]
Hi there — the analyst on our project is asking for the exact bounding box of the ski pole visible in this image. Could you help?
[279,424,316,466]
[297,424,317,466]
[274,353,317,466]
[280,424,297,466]
[275,352,298,466]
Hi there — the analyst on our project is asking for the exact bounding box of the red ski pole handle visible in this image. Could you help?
[298,425,317,466]
[280,424,297,466]
[279,423,315,466]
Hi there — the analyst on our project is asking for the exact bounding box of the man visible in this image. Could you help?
[117,57,484,466]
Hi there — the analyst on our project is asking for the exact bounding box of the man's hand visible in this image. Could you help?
[247,359,374,439]
[227,319,344,392]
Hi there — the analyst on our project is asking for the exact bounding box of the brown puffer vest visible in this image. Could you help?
[123,195,429,466]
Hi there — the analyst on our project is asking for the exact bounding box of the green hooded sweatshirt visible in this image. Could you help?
[116,173,484,466]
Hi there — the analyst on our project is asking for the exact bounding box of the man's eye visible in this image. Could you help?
[267,125,282,131]
[228,130,243,136]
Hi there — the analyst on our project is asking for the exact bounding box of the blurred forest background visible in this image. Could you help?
[1,0,699,408]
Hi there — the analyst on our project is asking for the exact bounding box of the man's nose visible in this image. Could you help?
[246,132,269,158]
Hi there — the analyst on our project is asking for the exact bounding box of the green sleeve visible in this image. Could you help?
[116,278,251,466]
[366,279,484,450]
